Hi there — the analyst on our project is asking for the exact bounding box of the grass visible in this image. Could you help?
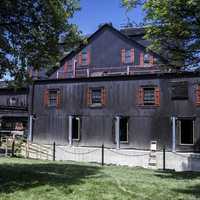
[0,158,200,200]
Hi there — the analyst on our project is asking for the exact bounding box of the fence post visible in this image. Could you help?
[101,144,104,166]
[53,142,56,161]
[11,139,15,157]
[163,146,166,170]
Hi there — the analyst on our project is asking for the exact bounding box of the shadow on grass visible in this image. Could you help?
[0,160,100,194]
[155,169,200,180]
[155,170,200,198]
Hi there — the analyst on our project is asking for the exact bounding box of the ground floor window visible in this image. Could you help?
[72,116,80,140]
[178,119,194,145]
[119,117,129,143]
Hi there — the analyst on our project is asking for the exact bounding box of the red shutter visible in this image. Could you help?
[130,48,134,64]
[121,49,125,64]
[196,85,200,106]
[86,88,92,106]
[101,87,107,106]
[155,87,160,106]
[140,52,144,66]
[137,87,144,106]
[87,49,91,65]
[78,52,82,65]
[63,62,68,78]
[150,55,154,65]
[56,90,61,109]
[44,89,49,107]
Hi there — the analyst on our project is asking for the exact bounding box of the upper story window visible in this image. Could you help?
[144,53,151,64]
[171,82,188,100]
[44,89,61,108]
[143,88,155,105]
[86,87,107,107]
[137,86,160,106]
[121,48,134,64]
[140,52,154,66]
[78,48,90,66]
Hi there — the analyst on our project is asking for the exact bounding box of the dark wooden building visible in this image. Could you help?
[27,24,200,153]
[0,84,29,137]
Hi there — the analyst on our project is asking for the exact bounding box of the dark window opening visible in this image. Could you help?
[119,117,129,142]
[171,82,188,100]
[179,119,194,145]
[143,87,155,105]
[48,90,58,106]
[91,88,102,104]
[72,117,80,140]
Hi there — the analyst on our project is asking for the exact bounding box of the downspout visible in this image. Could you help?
[69,115,73,146]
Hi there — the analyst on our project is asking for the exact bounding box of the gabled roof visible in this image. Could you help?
[48,23,167,76]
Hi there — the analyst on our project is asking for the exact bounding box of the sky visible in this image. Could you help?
[70,0,145,35]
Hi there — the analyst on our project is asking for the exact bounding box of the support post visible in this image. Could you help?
[101,144,104,166]
[127,66,130,75]
[87,68,90,77]
[172,117,176,152]
[28,115,33,141]
[5,138,8,157]
[11,139,15,157]
[115,116,120,149]
[53,142,56,161]
[163,146,166,170]
[73,60,76,78]
[69,115,73,146]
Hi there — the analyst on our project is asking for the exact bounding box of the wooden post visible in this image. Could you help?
[5,138,8,157]
[53,142,56,161]
[172,117,176,152]
[69,116,73,146]
[11,139,15,157]
[101,144,104,166]
[163,146,166,170]
[115,116,120,149]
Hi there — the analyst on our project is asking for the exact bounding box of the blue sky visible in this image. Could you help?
[71,0,144,35]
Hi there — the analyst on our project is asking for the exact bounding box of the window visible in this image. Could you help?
[137,86,160,106]
[143,88,155,105]
[121,48,134,64]
[178,119,194,145]
[140,52,154,65]
[86,87,107,107]
[7,97,18,106]
[171,82,188,100]
[48,90,58,106]
[119,117,129,142]
[44,89,61,108]
[72,117,80,140]
[91,88,102,104]
[144,53,151,64]
[78,48,90,66]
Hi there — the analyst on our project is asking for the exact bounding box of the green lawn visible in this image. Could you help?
[0,158,200,200]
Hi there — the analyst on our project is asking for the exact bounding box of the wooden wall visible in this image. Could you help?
[31,74,200,152]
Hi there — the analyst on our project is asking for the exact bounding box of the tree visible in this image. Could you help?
[0,0,81,84]
[122,0,200,70]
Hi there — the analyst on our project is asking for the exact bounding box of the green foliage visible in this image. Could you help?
[0,158,200,200]
[0,0,81,82]
[122,0,200,70]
